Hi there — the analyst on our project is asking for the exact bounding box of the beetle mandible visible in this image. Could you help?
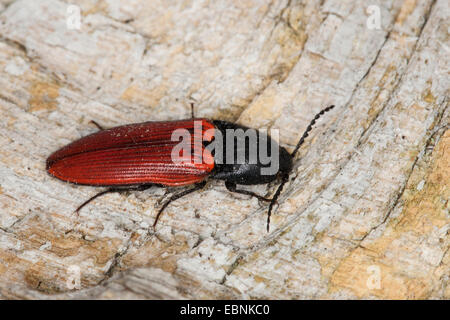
[47,104,335,231]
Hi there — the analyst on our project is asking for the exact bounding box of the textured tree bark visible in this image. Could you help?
[0,0,448,299]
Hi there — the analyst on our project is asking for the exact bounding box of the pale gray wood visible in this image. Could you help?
[0,0,448,299]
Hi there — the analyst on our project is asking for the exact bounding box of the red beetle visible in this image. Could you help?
[47,104,334,231]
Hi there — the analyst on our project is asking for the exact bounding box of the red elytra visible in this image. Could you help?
[46,119,215,186]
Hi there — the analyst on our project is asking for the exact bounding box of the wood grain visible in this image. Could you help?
[0,0,448,299]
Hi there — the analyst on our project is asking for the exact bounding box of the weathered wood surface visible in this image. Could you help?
[0,0,448,299]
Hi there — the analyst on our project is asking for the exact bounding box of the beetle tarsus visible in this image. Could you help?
[153,181,207,228]
[225,181,272,203]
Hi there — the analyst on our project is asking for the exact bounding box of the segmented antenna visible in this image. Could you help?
[291,105,335,158]
[266,105,335,232]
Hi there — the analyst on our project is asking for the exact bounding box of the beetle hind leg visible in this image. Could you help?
[153,181,206,228]
[75,185,153,214]
[75,189,114,214]
[225,181,272,203]
[89,120,105,131]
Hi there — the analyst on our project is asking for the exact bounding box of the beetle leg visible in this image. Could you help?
[190,102,195,119]
[266,173,289,232]
[89,120,105,131]
[224,181,272,203]
[153,181,206,228]
[75,185,153,214]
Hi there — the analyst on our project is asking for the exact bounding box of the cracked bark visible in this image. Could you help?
[0,0,448,299]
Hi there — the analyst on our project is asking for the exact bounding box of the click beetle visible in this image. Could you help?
[47,104,335,231]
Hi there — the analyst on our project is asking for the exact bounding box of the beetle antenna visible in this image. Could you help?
[291,105,335,158]
[266,105,335,232]
[266,174,288,232]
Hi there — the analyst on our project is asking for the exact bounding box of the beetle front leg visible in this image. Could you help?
[224,181,272,203]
